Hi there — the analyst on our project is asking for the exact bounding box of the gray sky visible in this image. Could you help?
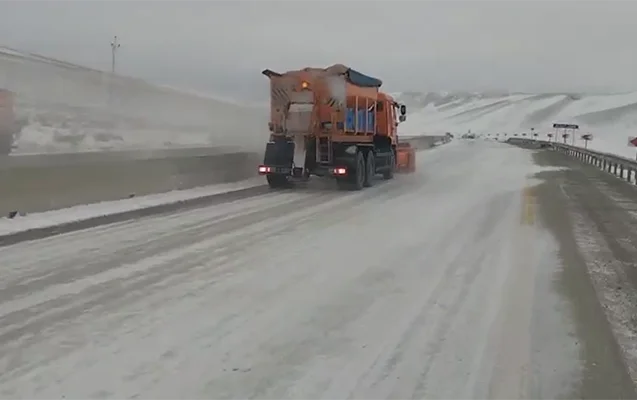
[1,0,636,101]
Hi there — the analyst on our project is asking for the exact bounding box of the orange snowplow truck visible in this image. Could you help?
[258,64,411,190]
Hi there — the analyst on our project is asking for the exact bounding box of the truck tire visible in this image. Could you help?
[364,151,375,187]
[267,174,290,189]
[383,150,395,180]
[337,150,365,191]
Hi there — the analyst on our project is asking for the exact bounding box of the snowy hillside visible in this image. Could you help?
[3,44,636,158]
[395,91,637,158]
[0,46,267,154]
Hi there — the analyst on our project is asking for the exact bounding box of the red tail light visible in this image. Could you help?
[333,167,347,176]
[258,165,272,174]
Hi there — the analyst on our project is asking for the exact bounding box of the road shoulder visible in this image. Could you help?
[532,148,637,398]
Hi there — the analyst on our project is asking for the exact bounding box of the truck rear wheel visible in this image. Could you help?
[364,151,375,187]
[383,150,395,180]
[266,174,290,189]
[337,150,365,191]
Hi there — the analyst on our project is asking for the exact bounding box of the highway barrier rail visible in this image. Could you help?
[506,137,637,184]
[0,135,446,217]
[402,135,451,150]
[0,148,261,216]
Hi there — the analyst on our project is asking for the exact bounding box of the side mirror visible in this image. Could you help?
[399,115,406,122]
[399,104,407,116]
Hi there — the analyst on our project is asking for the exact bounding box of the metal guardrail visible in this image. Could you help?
[506,137,637,184]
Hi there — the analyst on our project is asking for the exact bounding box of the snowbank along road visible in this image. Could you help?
[0,47,266,154]
[0,140,635,399]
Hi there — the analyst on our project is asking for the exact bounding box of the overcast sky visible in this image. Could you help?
[1,0,636,101]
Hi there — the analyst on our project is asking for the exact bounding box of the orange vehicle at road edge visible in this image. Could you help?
[257,64,413,190]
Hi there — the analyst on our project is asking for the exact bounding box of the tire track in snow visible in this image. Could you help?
[0,173,424,384]
[354,192,516,399]
[0,191,321,301]
[0,191,340,343]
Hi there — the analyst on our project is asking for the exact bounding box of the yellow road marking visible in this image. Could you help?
[490,183,538,398]
[521,185,537,226]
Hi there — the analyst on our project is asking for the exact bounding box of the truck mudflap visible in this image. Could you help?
[258,139,296,175]
[396,143,416,173]
[259,139,312,188]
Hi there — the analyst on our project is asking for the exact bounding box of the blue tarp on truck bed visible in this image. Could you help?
[346,68,383,88]
[344,108,376,132]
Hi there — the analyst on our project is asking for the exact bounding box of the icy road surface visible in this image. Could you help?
[0,141,634,399]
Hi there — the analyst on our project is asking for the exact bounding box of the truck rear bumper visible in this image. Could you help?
[258,164,348,179]
[258,165,293,175]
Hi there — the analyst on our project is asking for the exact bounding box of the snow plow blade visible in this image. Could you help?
[396,143,416,173]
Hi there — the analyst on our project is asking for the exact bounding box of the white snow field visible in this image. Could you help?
[0,46,267,154]
[396,91,637,159]
[4,44,637,159]
[0,140,585,398]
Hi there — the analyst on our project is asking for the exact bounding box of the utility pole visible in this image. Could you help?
[108,35,121,112]
[110,35,121,74]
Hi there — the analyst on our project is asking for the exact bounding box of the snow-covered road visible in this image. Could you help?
[0,141,632,398]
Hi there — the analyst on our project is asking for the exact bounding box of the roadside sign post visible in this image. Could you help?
[581,134,593,149]
[553,123,579,145]
[628,137,637,160]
